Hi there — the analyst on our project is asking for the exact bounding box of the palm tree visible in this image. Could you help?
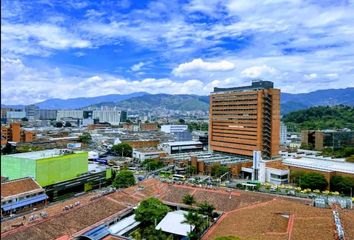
[182,194,195,205]
[197,201,215,222]
[182,211,205,239]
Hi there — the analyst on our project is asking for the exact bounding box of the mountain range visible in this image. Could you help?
[2,88,354,114]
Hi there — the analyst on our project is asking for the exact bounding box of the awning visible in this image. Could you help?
[2,193,48,211]
[81,225,110,240]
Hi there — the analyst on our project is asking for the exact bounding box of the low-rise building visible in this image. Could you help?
[301,129,354,150]
[1,149,88,187]
[133,148,166,161]
[1,177,48,216]
[159,141,203,154]
[160,125,188,133]
[283,156,354,189]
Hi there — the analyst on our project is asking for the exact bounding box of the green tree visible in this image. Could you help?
[197,201,215,221]
[135,198,170,226]
[110,143,133,157]
[182,194,195,205]
[113,170,135,188]
[78,132,92,144]
[21,117,28,121]
[186,165,197,175]
[330,176,354,196]
[143,158,164,171]
[299,172,328,191]
[55,122,63,128]
[182,211,205,240]
[211,164,229,177]
[2,143,16,155]
[64,122,72,127]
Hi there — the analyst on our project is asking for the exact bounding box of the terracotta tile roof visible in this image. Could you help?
[1,178,42,198]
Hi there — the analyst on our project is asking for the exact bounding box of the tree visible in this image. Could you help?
[2,143,16,154]
[135,198,170,226]
[55,122,63,128]
[110,143,133,157]
[21,117,28,121]
[330,176,354,196]
[143,158,164,171]
[182,211,205,240]
[179,119,185,124]
[186,165,197,175]
[182,194,195,205]
[211,164,229,177]
[64,122,72,127]
[113,170,135,188]
[299,172,328,191]
[197,201,215,221]
[78,132,92,144]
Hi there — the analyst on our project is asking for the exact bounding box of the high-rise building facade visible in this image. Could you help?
[209,80,280,159]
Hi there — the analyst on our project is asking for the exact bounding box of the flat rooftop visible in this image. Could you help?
[283,157,354,174]
[3,149,83,160]
[161,141,202,146]
[164,151,251,165]
[213,80,274,93]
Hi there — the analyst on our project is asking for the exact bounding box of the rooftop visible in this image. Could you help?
[2,149,82,160]
[213,80,274,93]
[1,177,43,198]
[164,151,251,165]
[283,156,354,174]
[155,210,193,237]
[161,141,203,146]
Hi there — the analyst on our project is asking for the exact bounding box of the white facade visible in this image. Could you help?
[92,110,121,125]
[161,125,188,133]
[280,122,287,145]
[6,111,26,119]
[57,110,121,125]
[159,141,203,154]
[57,110,84,121]
[133,149,164,161]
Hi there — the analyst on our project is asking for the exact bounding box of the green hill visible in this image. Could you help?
[282,105,354,131]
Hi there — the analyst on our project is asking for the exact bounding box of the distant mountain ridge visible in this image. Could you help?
[2,88,353,114]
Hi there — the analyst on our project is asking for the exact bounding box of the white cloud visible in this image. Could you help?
[1,23,91,56]
[326,73,338,78]
[304,73,318,79]
[131,62,145,72]
[241,65,277,78]
[173,58,235,76]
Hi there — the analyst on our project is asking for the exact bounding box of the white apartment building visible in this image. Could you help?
[161,125,188,133]
[56,110,121,125]
[280,122,287,145]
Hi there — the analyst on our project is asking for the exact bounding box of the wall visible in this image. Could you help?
[35,152,88,187]
[1,156,36,180]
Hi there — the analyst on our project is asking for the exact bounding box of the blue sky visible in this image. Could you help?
[2,0,354,104]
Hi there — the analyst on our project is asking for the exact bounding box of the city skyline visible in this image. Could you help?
[2,0,354,105]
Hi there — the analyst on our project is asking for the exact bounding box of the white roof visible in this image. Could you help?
[2,149,82,160]
[163,141,202,146]
[283,157,354,174]
[155,210,193,237]
[109,214,140,236]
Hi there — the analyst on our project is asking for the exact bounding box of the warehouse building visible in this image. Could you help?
[1,149,88,187]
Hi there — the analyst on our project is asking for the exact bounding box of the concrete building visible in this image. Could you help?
[39,109,57,120]
[159,141,203,154]
[1,123,36,144]
[6,111,26,121]
[280,122,287,145]
[301,130,354,150]
[283,156,354,189]
[140,122,158,131]
[1,177,48,216]
[57,110,122,125]
[133,148,166,161]
[25,105,40,121]
[209,80,280,159]
[161,125,188,133]
[1,149,88,187]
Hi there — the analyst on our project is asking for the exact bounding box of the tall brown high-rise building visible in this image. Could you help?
[209,80,280,159]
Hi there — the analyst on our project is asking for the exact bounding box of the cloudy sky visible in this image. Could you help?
[2,0,354,105]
